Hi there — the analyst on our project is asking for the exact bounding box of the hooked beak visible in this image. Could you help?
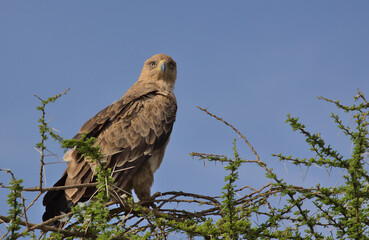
[159,61,167,73]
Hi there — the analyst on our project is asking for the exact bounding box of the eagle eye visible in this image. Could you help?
[149,61,156,67]
[168,62,176,70]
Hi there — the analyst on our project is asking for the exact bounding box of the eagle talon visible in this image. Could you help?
[145,202,157,210]
[139,198,157,209]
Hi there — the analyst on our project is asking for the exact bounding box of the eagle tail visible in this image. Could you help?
[42,174,74,228]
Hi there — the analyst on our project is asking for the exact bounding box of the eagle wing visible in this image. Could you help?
[42,82,177,221]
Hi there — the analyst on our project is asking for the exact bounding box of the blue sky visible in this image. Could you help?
[1,1,369,235]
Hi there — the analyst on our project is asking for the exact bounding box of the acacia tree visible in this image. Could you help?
[1,89,368,239]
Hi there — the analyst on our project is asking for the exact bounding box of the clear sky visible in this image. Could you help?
[1,1,368,235]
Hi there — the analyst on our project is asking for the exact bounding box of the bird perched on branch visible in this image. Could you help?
[42,53,177,227]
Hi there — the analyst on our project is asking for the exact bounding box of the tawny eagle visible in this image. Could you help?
[42,53,177,226]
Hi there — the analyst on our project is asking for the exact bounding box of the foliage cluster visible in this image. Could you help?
[1,89,369,239]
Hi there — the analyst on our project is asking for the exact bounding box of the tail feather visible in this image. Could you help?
[42,173,74,227]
